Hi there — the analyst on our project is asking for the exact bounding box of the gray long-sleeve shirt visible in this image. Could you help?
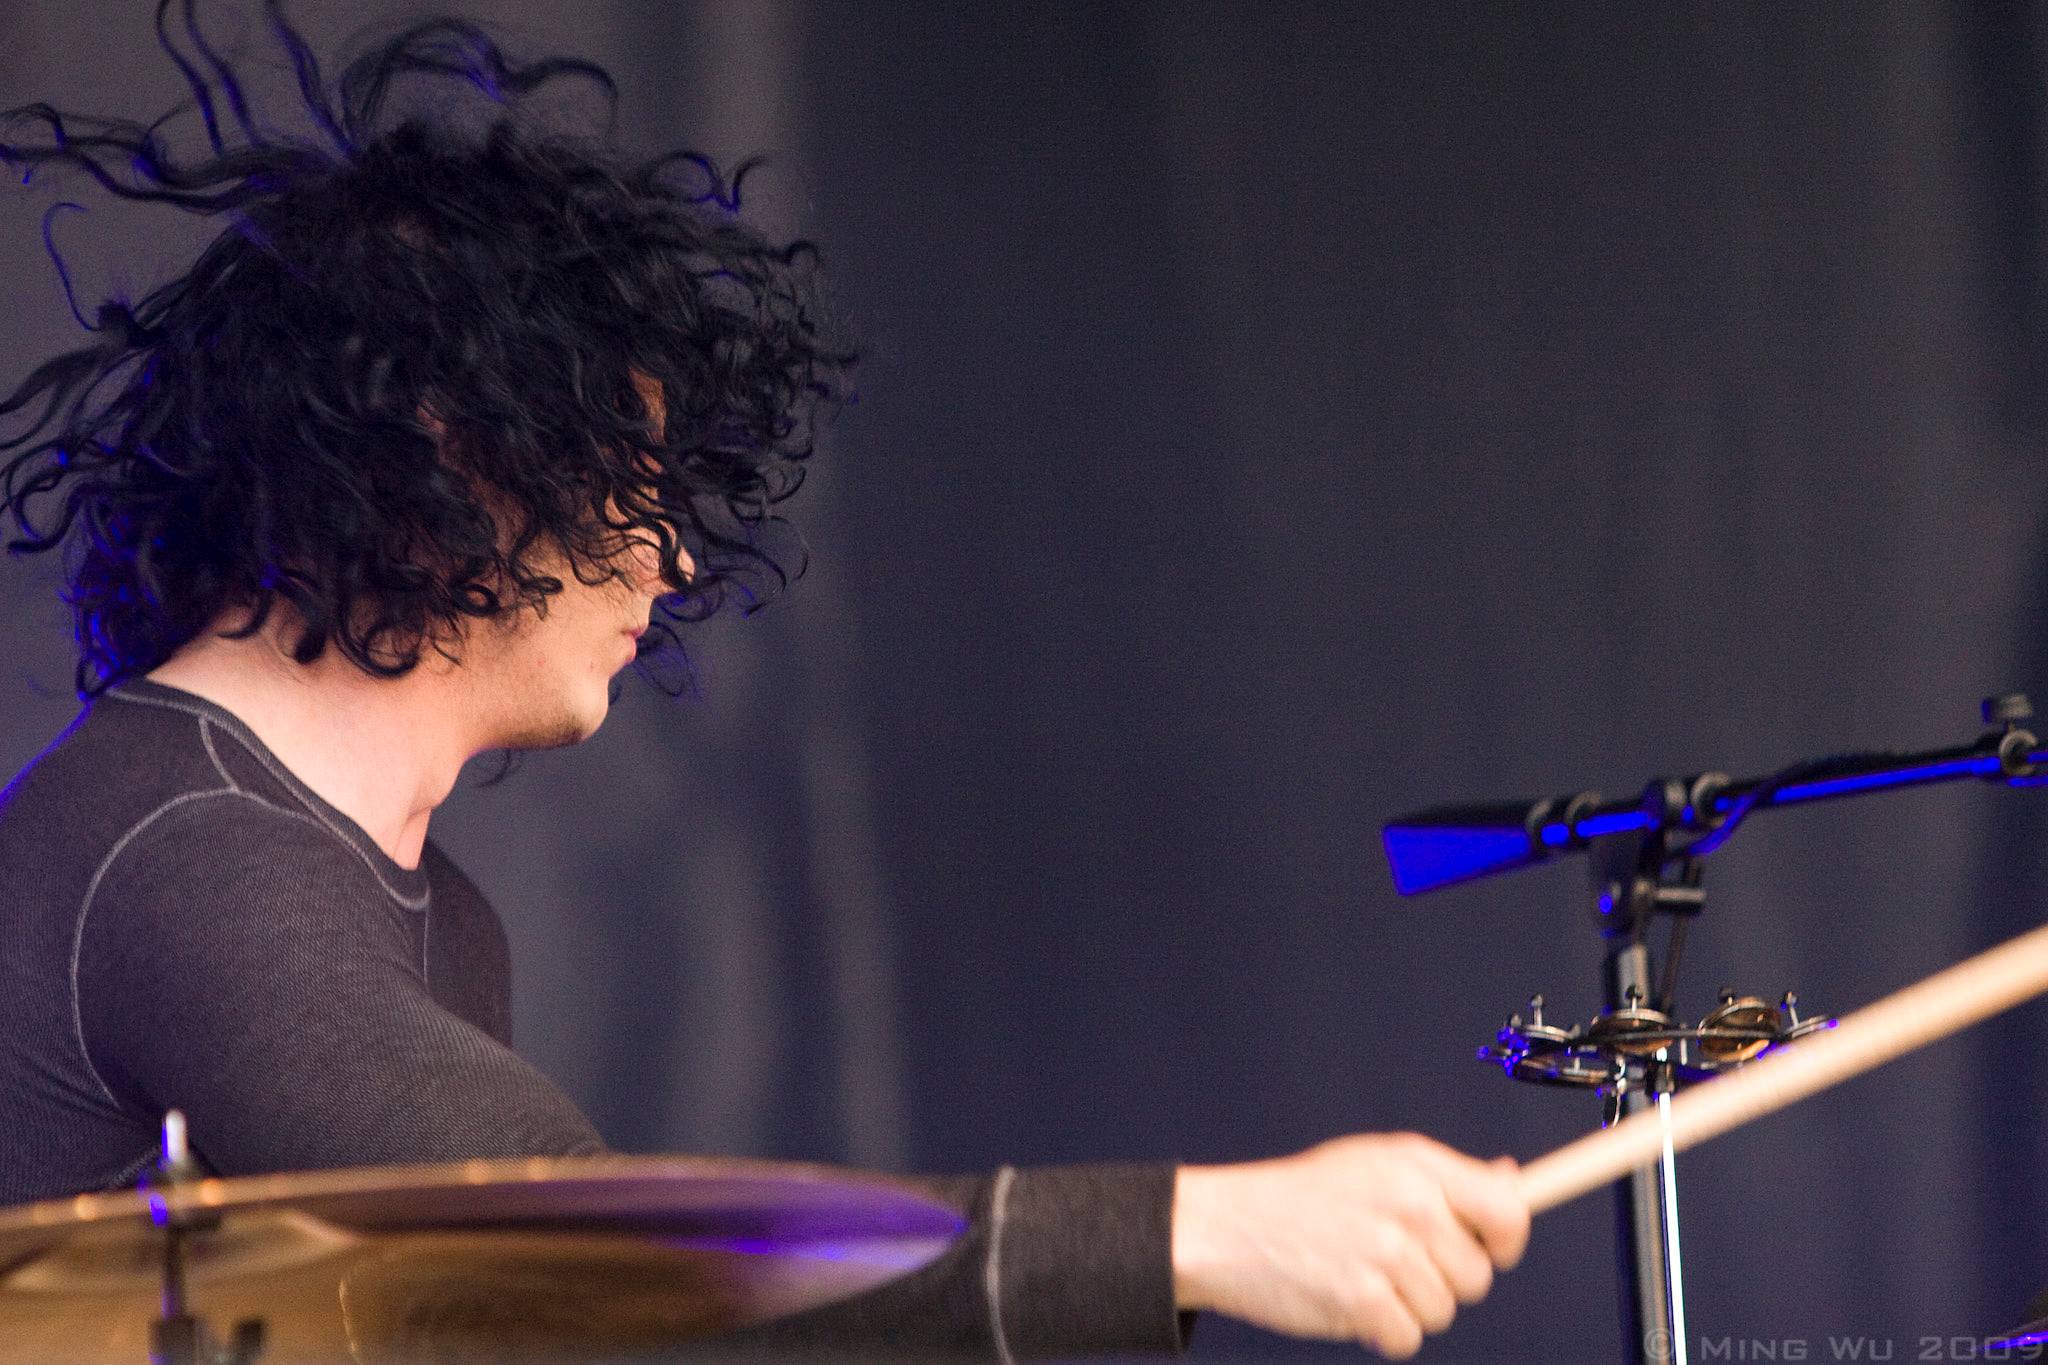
[0,679,1184,1359]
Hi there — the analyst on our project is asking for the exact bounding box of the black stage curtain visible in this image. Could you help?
[3,3,2046,1359]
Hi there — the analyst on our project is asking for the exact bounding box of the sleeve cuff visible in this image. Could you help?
[990,1160,1190,1359]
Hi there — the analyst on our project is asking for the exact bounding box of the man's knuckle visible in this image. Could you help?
[1383,1171,1438,1212]
[1366,1218,1415,1263]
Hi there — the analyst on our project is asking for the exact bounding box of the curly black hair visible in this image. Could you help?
[0,0,851,697]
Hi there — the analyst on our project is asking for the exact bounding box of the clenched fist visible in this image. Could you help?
[1171,1133,1529,1358]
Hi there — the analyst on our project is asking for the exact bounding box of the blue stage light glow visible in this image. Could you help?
[1536,810,1650,847]
[0,713,86,814]
[1577,810,1651,838]
[1771,754,1999,804]
[1383,824,1535,895]
[659,1232,962,1270]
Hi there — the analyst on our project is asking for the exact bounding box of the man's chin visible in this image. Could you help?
[503,698,609,752]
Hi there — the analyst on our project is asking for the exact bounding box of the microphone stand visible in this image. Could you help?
[1590,821,1696,1365]
[1384,694,2045,1365]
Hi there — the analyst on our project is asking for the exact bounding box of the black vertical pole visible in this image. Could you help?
[1590,824,1685,1365]
[1607,939,1676,1365]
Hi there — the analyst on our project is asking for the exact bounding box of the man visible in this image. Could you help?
[0,5,1529,1358]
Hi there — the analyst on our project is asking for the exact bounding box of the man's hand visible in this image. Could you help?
[1171,1133,1530,1359]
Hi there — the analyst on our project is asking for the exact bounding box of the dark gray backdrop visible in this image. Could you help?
[4,3,2046,1360]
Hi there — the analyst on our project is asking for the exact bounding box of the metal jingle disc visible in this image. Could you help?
[0,1154,965,1364]
[1499,1021,1576,1056]
[1777,1013,1838,1043]
[1505,1048,1616,1089]
[1697,996,1780,1065]
[1584,1005,1677,1057]
[1681,1028,1776,1069]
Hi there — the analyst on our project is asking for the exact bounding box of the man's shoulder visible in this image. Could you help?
[1,687,209,811]
[0,688,242,901]
[105,781,373,870]
[0,698,415,930]
[71,792,416,975]
[1,698,357,874]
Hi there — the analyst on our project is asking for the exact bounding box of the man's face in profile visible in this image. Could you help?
[451,372,686,751]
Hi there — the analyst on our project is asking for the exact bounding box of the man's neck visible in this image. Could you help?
[146,623,480,870]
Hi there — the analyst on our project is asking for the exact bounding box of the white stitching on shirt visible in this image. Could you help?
[107,690,428,910]
[419,863,431,986]
[197,719,236,791]
[985,1164,1019,1365]
[96,1145,164,1191]
[223,788,430,912]
[70,788,236,1109]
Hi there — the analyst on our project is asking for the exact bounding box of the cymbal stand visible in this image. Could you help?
[146,1110,264,1365]
[1480,795,1831,1365]
[1594,825,1692,1365]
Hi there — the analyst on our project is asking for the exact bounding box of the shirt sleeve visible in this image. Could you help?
[75,796,1187,1359]
[74,793,603,1175]
[701,1162,1192,1361]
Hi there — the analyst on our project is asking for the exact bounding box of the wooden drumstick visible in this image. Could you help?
[1518,917,2048,1215]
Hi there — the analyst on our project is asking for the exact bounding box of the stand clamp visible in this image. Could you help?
[146,1111,265,1365]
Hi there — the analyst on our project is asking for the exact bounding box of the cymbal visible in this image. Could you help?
[0,1154,965,1362]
